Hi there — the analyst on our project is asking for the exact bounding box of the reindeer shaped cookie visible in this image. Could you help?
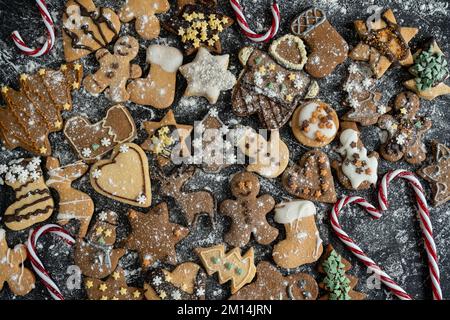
[156,166,215,225]
[46,157,94,238]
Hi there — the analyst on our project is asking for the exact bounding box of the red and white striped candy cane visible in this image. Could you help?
[27,224,75,300]
[378,169,442,300]
[229,0,280,42]
[10,0,55,57]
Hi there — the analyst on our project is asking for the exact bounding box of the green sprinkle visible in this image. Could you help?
[254,57,262,64]
[224,262,233,270]
[235,268,243,275]
[92,143,100,151]
[267,82,275,90]
[211,256,220,264]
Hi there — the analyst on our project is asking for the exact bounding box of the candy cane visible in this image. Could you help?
[10,0,55,57]
[229,0,280,42]
[27,224,75,300]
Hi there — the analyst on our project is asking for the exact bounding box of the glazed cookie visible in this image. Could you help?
[229,261,318,300]
[0,158,54,231]
[179,47,236,104]
[272,200,323,269]
[64,104,137,162]
[46,157,94,238]
[119,0,170,40]
[156,166,215,225]
[196,244,256,294]
[90,143,152,207]
[418,141,450,207]
[232,47,318,130]
[291,7,348,78]
[405,39,450,100]
[73,210,125,279]
[349,9,418,79]
[128,45,183,109]
[63,0,121,62]
[126,203,189,269]
[291,100,339,148]
[378,92,432,164]
[331,122,379,190]
[0,229,35,296]
[0,63,82,156]
[83,36,142,103]
[220,172,278,247]
[85,267,143,300]
[282,150,337,203]
[269,34,308,70]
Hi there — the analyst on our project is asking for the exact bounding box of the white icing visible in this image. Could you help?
[298,102,337,140]
[0,228,5,241]
[274,200,316,224]
[337,129,378,189]
[147,45,183,73]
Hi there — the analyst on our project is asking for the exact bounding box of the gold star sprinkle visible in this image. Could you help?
[96,227,104,235]
[100,296,108,300]
[222,17,229,24]
[60,64,68,71]
[212,34,219,41]
[183,13,193,22]
[86,280,94,289]
[20,74,28,81]
[159,291,167,299]
[178,27,185,36]
[1,86,9,94]
[104,229,112,238]
[99,284,108,292]
[112,272,120,280]
[112,296,119,300]
[391,123,398,130]
[132,291,141,298]
[288,73,296,81]
[200,32,208,42]
[191,12,198,19]
[165,274,172,282]
[40,146,47,154]
[400,108,407,114]
[63,103,71,110]
[72,82,80,90]
[197,13,205,19]
[207,39,216,47]
[285,94,293,102]
[119,287,128,295]
[193,39,201,48]
[38,69,46,76]
[268,64,276,71]
[74,63,82,71]
[258,66,267,75]
[54,121,62,129]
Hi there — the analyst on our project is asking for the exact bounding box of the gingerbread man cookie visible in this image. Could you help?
[220,172,278,247]
[83,36,142,103]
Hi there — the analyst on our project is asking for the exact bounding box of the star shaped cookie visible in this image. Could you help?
[179,47,236,104]
[349,8,418,78]
[418,141,450,207]
[125,202,189,268]
[85,268,143,300]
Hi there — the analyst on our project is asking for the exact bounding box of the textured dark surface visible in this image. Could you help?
[0,0,449,300]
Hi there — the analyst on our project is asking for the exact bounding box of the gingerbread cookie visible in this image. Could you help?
[0,63,82,156]
[282,150,337,203]
[46,157,94,238]
[64,104,136,162]
[272,200,323,269]
[0,229,35,296]
[235,127,289,179]
[63,0,121,62]
[342,63,390,126]
[220,172,278,247]
[291,7,348,78]
[144,262,206,300]
[179,47,236,104]
[128,45,183,109]
[141,110,193,167]
[418,141,450,207]
[318,245,366,300]
[232,47,318,130]
[156,166,215,225]
[331,122,379,190]
[83,36,142,103]
[196,244,256,294]
[85,267,143,300]
[90,143,151,207]
[291,100,339,148]
[405,39,450,100]
[74,210,125,278]
[269,34,308,71]
[163,0,233,55]
[0,158,54,231]
[119,0,170,40]
[378,92,432,164]
[349,9,418,79]
[126,202,189,269]
[229,261,318,300]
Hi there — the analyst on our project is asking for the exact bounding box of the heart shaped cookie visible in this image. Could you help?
[269,34,308,70]
[90,143,151,207]
[282,150,337,203]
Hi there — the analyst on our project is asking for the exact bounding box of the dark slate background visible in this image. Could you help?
[0,0,449,300]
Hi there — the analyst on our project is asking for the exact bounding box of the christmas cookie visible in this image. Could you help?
[269,34,308,71]
[0,63,82,156]
[90,143,151,207]
[128,45,183,109]
[220,172,278,247]
[291,100,339,148]
[282,150,337,203]
[291,7,348,78]
[272,200,323,269]
[196,244,256,294]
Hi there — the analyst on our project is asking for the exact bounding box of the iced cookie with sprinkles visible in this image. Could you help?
[291,100,339,148]
[378,92,432,165]
[282,150,337,204]
[269,34,308,71]
[229,261,318,300]
[331,122,379,190]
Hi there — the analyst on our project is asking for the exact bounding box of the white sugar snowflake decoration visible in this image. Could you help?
[152,276,162,286]
[348,64,359,74]
[377,105,387,115]
[275,72,285,83]
[98,211,108,221]
[82,148,92,158]
[171,290,182,300]
[396,133,407,145]
[26,162,37,172]
[11,164,23,174]
[18,171,29,183]
[349,99,360,108]
[362,78,373,89]
[92,169,102,179]
[209,108,219,118]
[31,157,41,166]
[101,137,111,147]
[293,78,304,89]
[30,171,40,181]
[0,164,8,175]
[5,172,16,183]
[254,73,263,86]
[196,287,205,296]
[119,144,129,153]
[136,193,147,204]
